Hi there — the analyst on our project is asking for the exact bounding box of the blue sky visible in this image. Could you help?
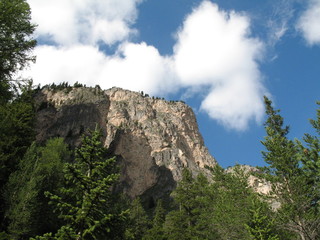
[25,0,320,168]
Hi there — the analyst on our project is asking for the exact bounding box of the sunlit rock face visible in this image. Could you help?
[34,86,217,202]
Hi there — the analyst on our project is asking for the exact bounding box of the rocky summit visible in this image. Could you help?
[34,86,216,203]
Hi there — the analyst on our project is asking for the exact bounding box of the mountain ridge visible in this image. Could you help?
[34,86,217,202]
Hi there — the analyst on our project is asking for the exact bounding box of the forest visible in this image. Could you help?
[0,0,319,239]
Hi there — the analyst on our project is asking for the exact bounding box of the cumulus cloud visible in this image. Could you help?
[27,0,142,45]
[26,43,177,96]
[173,1,266,130]
[26,0,267,131]
[102,43,177,95]
[297,0,320,45]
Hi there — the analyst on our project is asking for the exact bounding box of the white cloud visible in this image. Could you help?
[265,0,295,46]
[297,0,320,45]
[102,42,177,95]
[27,43,177,96]
[173,1,266,130]
[27,0,142,46]
[26,45,106,86]
[26,0,267,131]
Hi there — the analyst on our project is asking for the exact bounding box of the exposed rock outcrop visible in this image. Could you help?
[34,87,217,201]
[226,165,272,195]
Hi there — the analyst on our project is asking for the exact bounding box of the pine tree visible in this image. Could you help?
[143,199,166,240]
[34,129,128,240]
[0,86,35,231]
[261,97,320,240]
[125,198,149,240]
[5,138,69,239]
[245,204,280,240]
[0,0,36,229]
[164,169,217,240]
[206,165,259,240]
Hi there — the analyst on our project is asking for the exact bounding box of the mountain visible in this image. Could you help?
[34,86,216,204]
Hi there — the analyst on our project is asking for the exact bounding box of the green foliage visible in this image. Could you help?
[143,199,166,240]
[261,97,300,179]
[0,86,35,229]
[0,231,9,240]
[5,138,70,239]
[36,129,128,240]
[164,169,217,240]
[0,0,36,103]
[125,198,149,240]
[245,204,280,240]
[0,0,36,230]
[162,166,278,240]
[207,165,261,240]
[73,81,84,88]
[0,95,35,179]
[261,97,320,240]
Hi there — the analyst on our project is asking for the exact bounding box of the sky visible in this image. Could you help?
[24,0,320,168]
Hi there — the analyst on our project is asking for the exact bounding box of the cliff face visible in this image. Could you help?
[34,87,216,201]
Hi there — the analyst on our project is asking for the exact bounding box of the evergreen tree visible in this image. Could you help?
[0,0,36,230]
[0,0,36,103]
[35,129,128,240]
[206,165,259,240]
[261,97,320,240]
[164,169,216,240]
[5,138,69,239]
[143,199,166,240]
[0,86,35,230]
[245,204,280,240]
[125,198,149,240]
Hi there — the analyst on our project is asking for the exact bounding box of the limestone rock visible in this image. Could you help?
[226,165,272,195]
[34,86,217,201]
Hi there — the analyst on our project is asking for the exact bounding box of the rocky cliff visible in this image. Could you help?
[34,86,216,203]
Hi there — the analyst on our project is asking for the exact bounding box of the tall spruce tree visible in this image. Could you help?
[206,165,262,240]
[164,169,217,240]
[34,129,128,240]
[125,198,149,240]
[261,97,320,240]
[143,199,166,240]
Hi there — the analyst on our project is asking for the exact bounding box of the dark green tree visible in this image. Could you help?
[206,165,260,240]
[125,198,149,240]
[261,97,320,240]
[0,86,35,230]
[35,129,128,240]
[0,0,36,103]
[5,138,69,239]
[0,0,36,230]
[164,169,216,240]
[143,199,166,240]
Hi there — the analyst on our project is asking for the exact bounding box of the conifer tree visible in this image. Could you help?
[35,129,128,240]
[261,97,320,240]
[245,204,280,240]
[143,199,166,240]
[164,169,216,240]
[125,198,149,240]
[5,138,69,239]
[207,165,259,240]
[0,0,36,230]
